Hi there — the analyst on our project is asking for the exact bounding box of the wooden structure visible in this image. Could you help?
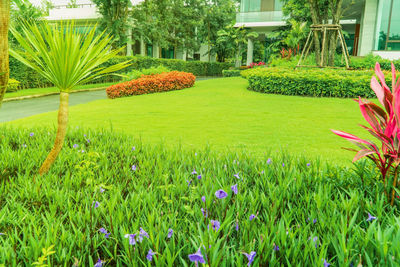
[297,24,351,69]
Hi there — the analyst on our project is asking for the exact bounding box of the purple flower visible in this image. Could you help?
[215,189,228,199]
[146,249,156,262]
[235,222,239,231]
[210,220,220,231]
[131,165,137,171]
[99,228,110,238]
[243,251,256,266]
[201,208,208,218]
[81,150,85,153]
[323,259,331,267]
[234,173,240,179]
[367,213,377,222]
[307,163,311,167]
[231,184,238,195]
[99,187,105,193]
[139,227,149,240]
[188,248,205,264]
[94,258,103,267]
[273,244,279,251]
[311,236,318,248]
[282,163,285,167]
[29,132,34,137]
[260,170,265,174]
[201,196,206,203]
[0,233,4,236]
[73,144,78,148]
[132,146,136,151]
[249,214,256,221]
[86,139,90,143]
[191,169,197,175]
[92,201,100,208]
[167,228,173,238]
[313,218,317,224]
[187,180,192,187]
[197,175,202,180]
[267,158,272,164]
[22,144,27,148]
[124,234,136,245]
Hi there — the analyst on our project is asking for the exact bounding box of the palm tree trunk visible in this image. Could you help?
[39,92,69,175]
[0,0,10,107]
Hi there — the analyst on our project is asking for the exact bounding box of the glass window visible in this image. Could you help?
[389,0,400,41]
[241,0,261,12]
[375,0,400,50]
[274,0,283,11]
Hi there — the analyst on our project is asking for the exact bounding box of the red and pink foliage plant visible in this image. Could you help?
[247,62,266,69]
[332,63,400,206]
[106,71,196,99]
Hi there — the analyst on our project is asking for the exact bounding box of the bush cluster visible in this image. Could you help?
[242,67,377,98]
[122,65,171,81]
[222,69,241,77]
[9,56,232,89]
[106,71,196,99]
[7,78,21,92]
[1,127,399,265]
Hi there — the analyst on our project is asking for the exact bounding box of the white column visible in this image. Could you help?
[126,28,132,56]
[153,42,160,58]
[246,38,254,66]
[140,37,146,56]
[359,0,378,56]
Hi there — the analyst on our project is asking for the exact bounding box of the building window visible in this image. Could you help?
[146,44,153,57]
[375,0,400,51]
[240,0,261,12]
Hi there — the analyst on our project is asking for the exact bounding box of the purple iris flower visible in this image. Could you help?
[22,144,27,148]
[249,214,256,221]
[99,187,105,193]
[201,208,208,218]
[231,184,238,195]
[124,234,136,245]
[313,218,317,224]
[210,220,220,231]
[86,139,90,143]
[235,222,239,231]
[73,144,78,148]
[197,175,202,180]
[187,180,192,187]
[307,163,311,167]
[132,146,136,151]
[92,201,100,208]
[215,189,228,199]
[201,196,206,203]
[81,150,85,153]
[29,132,34,137]
[99,228,110,238]
[191,169,197,175]
[131,165,137,171]
[139,227,149,239]
[323,259,331,267]
[188,248,205,264]
[167,228,173,238]
[367,213,377,222]
[234,173,240,179]
[243,251,256,266]
[267,158,272,164]
[94,258,103,267]
[261,170,265,174]
[146,249,156,262]
[282,163,285,167]
[273,244,279,251]
[312,236,318,248]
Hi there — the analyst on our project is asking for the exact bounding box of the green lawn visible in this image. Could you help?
[4,82,114,99]
[5,77,367,164]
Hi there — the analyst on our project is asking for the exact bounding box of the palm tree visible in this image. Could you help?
[10,21,131,175]
[0,0,10,107]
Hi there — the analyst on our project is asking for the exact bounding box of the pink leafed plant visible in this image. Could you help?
[332,63,400,206]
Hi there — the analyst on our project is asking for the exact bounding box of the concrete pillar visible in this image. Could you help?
[153,42,160,58]
[246,38,254,65]
[359,0,378,56]
[140,37,146,56]
[126,28,132,56]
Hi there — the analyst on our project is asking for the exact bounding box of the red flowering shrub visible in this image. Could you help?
[247,62,266,69]
[106,71,196,99]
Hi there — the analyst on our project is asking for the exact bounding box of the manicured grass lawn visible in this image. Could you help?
[4,82,114,99]
[5,77,367,164]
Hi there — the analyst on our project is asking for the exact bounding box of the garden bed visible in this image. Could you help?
[0,127,399,266]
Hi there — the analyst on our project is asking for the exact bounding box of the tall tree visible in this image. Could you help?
[10,21,130,174]
[0,0,10,107]
[92,0,132,52]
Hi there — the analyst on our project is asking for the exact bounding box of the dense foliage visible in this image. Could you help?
[122,66,171,81]
[106,71,195,99]
[242,67,377,98]
[0,127,399,265]
[9,56,232,89]
[222,69,241,77]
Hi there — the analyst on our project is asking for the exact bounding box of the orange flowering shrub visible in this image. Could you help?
[106,71,196,99]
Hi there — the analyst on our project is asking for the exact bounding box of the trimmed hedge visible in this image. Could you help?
[242,67,378,98]
[7,79,21,92]
[106,71,196,99]
[222,69,241,77]
[10,55,232,89]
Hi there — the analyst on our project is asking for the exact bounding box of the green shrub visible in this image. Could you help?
[242,67,377,98]
[1,127,400,265]
[222,69,241,77]
[122,69,143,81]
[7,79,21,92]
[9,56,233,89]
[141,65,170,76]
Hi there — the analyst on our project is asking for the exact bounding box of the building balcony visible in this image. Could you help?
[235,11,285,28]
[46,4,100,21]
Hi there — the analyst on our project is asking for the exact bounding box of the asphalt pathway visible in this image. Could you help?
[0,77,219,123]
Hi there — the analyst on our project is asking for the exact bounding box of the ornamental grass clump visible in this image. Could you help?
[333,63,400,206]
[9,21,130,175]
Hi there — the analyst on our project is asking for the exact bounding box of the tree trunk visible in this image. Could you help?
[0,0,10,107]
[235,44,241,68]
[308,0,321,66]
[39,92,69,175]
[328,0,344,66]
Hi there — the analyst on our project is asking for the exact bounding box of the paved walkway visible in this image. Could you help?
[0,77,219,123]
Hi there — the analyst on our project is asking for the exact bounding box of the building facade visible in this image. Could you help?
[236,0,400,64]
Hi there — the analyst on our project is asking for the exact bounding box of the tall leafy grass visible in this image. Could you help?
[0,127,399,266]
